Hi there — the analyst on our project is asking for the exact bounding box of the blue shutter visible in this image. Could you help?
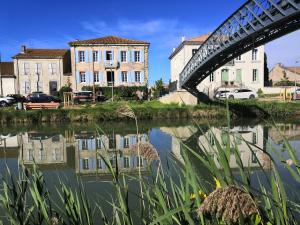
[76,71,80,84]
[119,136,124,150]
[85,50,89,63]
[75,49,79,63]
[140,50,144,62]
[127,51,130,62]
[98,51,101,62]
[89,50,93,62]
[104,51,107,62]
[119,71,122,84]
[140,71,144,83]
[99,72,103,83]
[86,71,90,84]
[118,50,121,62]
[131,51,135,62]
[112,50,114,61]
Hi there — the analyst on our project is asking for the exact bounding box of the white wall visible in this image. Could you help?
[1,77,16,95]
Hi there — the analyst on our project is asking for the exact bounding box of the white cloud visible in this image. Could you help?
[265,30,300,68]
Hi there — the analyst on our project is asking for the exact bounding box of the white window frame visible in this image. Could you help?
[25,81,30,94]
[38,81,43,92]
[79,51,85,62]
[121,51,127,62]
[24,63,30,75]
[236,55,242,61]
[49,63,57,75]
[121,71,128,82]
[106,51,113,61]
[80,72,86,83]
[252,69,258,82]
[123,156,130,168]
[35,63,42,75]
[209,73,215,82]
[135,71,141,83]
[93,51,98,62]
[94,71,99,83]
[134,51,140,62]
[82,158,89,170]
[252,49,258,61]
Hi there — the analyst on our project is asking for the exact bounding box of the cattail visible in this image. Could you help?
[130,142,159,161]
[197,186,259,224]
[117,105,136,119]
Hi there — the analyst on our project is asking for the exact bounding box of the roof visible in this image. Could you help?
[0,62,14,77]
[69,36,150,46]
[286,66,300,75]
[13,49,69,59]
[169,33,211,59]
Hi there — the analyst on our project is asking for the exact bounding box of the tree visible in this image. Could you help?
[152,79,169,99]
[264,53,270,86]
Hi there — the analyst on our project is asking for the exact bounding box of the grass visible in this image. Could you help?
[1,104,300,224]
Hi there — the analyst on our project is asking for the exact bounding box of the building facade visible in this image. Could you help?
[69,36,150,91]
[269,63,300,85]
[0,62,16,96]
[13,46,71,95]
[169,34,265,97]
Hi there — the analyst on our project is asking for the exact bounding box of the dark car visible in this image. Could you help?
[214,90,230,99]
[73,91,107,104]
[26,92,61,103]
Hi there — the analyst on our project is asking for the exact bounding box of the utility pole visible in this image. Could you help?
[0,52,3,96]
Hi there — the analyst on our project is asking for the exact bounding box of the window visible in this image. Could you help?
[97,158,102,169]
[96,138,102,149]
[134,51,140,62]
[124,137,129,148]
[252,132,257,144]
[49,63,57,75]
[209,73,215,82]
[93,51,98,62]
[35,63,42,74]
[236,55,241,61]
[82,158,89,170]
[121,51,127,62]
[79,51,85,62]
[252,49,258,60]
[82,139,88,150]
[110,156,117,168]
[135,71,141,83]
[25,81,30,94]
[236,69,242,82]
[94,71,99,83]
[106,51,113,61]
[40,149,46,161]
[52,148,60,161]
[136,156,143,167]
[121,71,128,82]
[109,135,116,149]
[252,69,258,82]
[24,63,30,75]
[123,157,130,168]
[192,49,197,55]
[80,72,86,83]
[28,149,34,161]
[37,81,43,92]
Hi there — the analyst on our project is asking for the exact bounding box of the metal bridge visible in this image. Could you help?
[180,0,300,96]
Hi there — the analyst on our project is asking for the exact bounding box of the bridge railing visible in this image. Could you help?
[179,0,300,90]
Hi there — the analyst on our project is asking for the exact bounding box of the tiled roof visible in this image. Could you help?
[13,49,69,59]
[286,67,300,75]
[169,33,211,59]
[0,62,14,76]
[69,36,150,46]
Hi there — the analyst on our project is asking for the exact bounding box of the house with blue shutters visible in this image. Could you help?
[69,36,150,91]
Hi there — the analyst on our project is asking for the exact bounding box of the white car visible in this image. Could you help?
[0,96,15,107]
[224,89,257,100]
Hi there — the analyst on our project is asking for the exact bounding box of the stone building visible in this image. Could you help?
[13,46,71,95]
[68,36,150,91]
[0,62,16,96]
[168,33,265,99]
[269,63,300,85]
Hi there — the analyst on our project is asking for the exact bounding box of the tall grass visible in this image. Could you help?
[0,105,300,224]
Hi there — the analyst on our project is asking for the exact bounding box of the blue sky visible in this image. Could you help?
[1,0,299,85]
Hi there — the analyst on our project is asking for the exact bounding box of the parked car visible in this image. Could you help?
[73,91,107,104]
[0,96,15,107]
[6,94,26,103]
[215,90,230,99]
[292,88,300,100]
[26,92,61,103]
[225,89,257,100]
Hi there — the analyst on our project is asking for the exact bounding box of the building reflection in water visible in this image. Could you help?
[74,132,154,176]
[162,125,272,170]
[0,129,157,177]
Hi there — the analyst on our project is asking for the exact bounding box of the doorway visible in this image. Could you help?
[49,81,58,95]
[107,71,115,86]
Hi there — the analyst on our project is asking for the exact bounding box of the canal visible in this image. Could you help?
[0,119,300,223]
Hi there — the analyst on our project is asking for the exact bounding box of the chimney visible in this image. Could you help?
[21,45,26,54]
[181,36,186,43]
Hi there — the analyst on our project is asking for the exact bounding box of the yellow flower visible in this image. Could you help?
[214,177,221,189]
[190,190,207,201]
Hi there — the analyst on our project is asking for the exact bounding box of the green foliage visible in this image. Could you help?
[57,85,73,100]
[151,79,169,99]
[257,88,264,97]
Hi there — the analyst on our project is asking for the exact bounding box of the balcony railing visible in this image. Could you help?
[104,61,119,69]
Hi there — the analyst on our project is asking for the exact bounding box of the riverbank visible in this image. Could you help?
[0,100,299,124]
